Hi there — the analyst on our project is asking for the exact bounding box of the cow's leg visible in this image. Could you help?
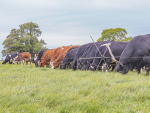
[143,57,150,75]
[145,66,150,76]
[22,60,24,65]
[104,59,111,72]
[106,64,111,72]
[13,60,15,64]
[111,65,116,71]
[130,67,133,71]
[30,57,32,65]
[26,61,28,65]
[137,68,141,74]
[18,61,20,65]
[140,68,143,73]
[102,63,109,72]
[102,64,106,72]
[146,71,149,75]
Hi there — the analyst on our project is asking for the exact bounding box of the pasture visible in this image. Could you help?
[0,62,150,113]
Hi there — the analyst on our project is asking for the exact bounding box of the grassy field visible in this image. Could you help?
[0,62,150,113]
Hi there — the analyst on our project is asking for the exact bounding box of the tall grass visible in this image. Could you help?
[0,62,150,113]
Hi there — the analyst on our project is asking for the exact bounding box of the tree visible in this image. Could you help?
[32,39,47,54]
[2,29,26,56]
[97,28,132,42]
[17,22,43,57]
[2,22,47,57]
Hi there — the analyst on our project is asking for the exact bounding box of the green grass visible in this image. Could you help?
[0,62,150,113]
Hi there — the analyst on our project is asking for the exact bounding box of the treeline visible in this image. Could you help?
[1,22,47,57]
[2,22,133,58]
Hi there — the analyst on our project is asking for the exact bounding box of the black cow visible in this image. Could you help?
[35,49,48,67]
[89,41,128,71]
[71,43,93,70]
[2,53,20,64]
[115,34,150,75]
[60,47,80,69]
[78,41,110,70]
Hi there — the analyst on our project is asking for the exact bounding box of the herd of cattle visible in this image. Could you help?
[2,34,150,75]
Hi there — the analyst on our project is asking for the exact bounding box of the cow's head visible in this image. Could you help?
[77,59,83,70]
[2,61,6,64]
[115,61,123,72]
[81,61,90,70]
[89,64,97,71]
[50,61,60,69]
[2,55,11,64]
[59,61,64,69]
[35,60,39,67]
[39,59,45,67]
[2,59,7,64]
[115,61,129,74]
[61,62,71,69]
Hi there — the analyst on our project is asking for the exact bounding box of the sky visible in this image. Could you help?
[0,0,150,58]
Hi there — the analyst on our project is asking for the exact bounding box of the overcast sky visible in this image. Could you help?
[0,0,150,58]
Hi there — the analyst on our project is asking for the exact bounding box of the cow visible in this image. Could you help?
[89,41,128,71]
[13,52,32,65]
[59,47,80,69]
[2,53,20,64]
[35,49,48,67]
[39,49,56,67]
[71,43,94,71]
[115,34,150,75]
[50,45,81,69]
[77,41,110,70]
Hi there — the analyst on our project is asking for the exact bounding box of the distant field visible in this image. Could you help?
[0,62,150,113]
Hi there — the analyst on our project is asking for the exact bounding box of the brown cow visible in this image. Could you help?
[50,45,80,69]
[13,52,31,65]
[39,49,56,67]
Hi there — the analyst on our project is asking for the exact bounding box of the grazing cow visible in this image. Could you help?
[35,49,48,67]
[71,43,94,70]
[50,45,81,69]
[13,52,31,65]
[115,34,150,75]
[77,41,110,70]
[2,53,20,64]
[39,49,56,67]
[90,41,128,71]
[59,47,80,69]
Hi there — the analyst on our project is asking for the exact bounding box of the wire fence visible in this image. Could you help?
[2,54,149,62]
